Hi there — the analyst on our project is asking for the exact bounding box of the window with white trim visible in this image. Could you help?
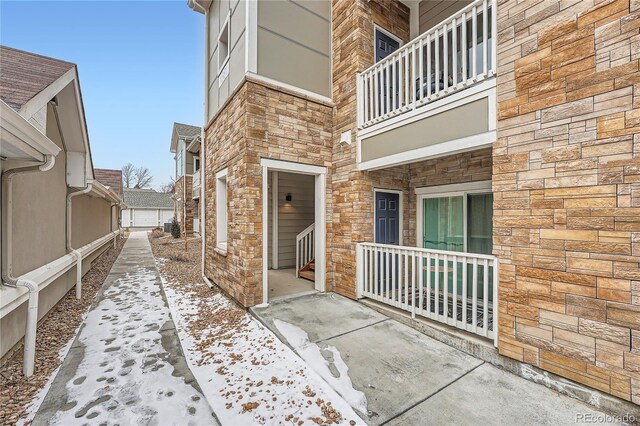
[218,15,230,75]
[216,168,228,251]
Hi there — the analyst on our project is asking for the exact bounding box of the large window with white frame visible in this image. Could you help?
[416,180,493,302]
[216,168,228,251]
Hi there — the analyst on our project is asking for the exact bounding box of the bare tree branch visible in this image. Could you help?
[159,177,176,193]
[133,166,153,189]
[122,163,135,188]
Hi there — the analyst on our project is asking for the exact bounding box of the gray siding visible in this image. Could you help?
[277,172,315,268]
[257,0,331,98]
[419,1,472,34]
[207,0,247,121]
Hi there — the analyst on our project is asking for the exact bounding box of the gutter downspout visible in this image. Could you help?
[66,182,93,299]
[1,154,56,377]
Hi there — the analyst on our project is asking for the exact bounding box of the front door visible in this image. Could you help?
[375,191,400,295]
[375,29,401,115]
[375,191,400,245]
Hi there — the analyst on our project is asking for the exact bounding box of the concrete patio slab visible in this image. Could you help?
[253,292,387,343]
[322,319,482,424]
[387,363,619,426]
[251,292,623,426]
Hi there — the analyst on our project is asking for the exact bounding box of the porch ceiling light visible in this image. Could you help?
[285,193,292,202]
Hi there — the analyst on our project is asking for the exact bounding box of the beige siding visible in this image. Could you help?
[1,104,116,359]
[419,0,471,34]
[257,0,331,97]
[207,0,247,121]
[11,104,68,276]
[360,97,489,162]
[276,172,315,268]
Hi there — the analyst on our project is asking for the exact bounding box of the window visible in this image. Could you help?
[216,168,228,251]
[194,156,200,173]
[176,150,183,177]
[218,14,230,76]
[418,183,493,255]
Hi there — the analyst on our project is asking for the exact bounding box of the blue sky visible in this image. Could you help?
[1,0,204,190]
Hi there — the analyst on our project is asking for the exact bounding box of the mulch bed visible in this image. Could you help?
[0,235,127,426]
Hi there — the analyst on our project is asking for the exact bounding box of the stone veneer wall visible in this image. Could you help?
[496,0,640,403]
[175,175,195,235]
[204,78,333,306]
[330,0,411,299]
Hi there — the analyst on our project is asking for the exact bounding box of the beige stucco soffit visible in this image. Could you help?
[0,100,61,161]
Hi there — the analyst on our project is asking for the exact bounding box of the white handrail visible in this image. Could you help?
[356,242,498,346]
[295,223,315,277]
[357,0,496,129]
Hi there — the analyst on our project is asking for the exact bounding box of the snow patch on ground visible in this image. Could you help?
[273,320,368,415]
[17,309,87,426]
[158,263,365,425]
[48,266,214,425]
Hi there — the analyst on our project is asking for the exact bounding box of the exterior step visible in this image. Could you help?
[309,262,315,271]
[299,270,315,282]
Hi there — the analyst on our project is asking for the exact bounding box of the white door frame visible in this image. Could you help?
[261,159,327,303]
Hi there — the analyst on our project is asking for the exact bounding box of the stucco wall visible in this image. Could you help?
[71,195,112,248]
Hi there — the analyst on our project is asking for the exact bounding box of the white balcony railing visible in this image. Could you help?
[295,223,315,277]
[192,172,200,198]
[356,243,498,345]
[357,0,496,129]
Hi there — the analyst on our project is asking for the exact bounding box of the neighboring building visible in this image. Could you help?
[169,122,201,235]
[121,188,174,229]
[189,0,640,406]
[0,46,122,375]
[94,168,123,199]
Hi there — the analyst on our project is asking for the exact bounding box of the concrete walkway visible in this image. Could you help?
[252,293,620,426]
[33,232,218,425]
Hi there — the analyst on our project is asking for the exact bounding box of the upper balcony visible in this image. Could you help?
[356,0,496,171]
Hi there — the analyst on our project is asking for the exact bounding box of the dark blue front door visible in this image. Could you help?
[375,191,400,245]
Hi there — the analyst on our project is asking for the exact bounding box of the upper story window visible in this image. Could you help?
[194,156,200,173]
[176,149,184,177]
[218,14,230,79]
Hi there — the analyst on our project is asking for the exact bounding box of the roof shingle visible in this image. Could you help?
[0,45,76,111]
[123,188,173,209]
[174,122,201,139]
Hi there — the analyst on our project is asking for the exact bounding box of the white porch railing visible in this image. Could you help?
[356,242,498,345]
[192,172,200,198]
[357,0,496,129]
[295,223,315,277]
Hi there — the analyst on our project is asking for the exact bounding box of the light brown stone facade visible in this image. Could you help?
[204,78,333,306]
[175,174,195,235]
[496,0,640,403]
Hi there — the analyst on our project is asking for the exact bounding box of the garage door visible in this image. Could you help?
[134,209,158,227]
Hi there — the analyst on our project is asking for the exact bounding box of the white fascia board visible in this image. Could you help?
[91,180,121,203]
[18,68,76,120]
[358,131,495,171]
[260,158,327,175]
[0,100,61,160]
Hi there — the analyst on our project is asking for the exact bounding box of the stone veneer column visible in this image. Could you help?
[496,0,640,403]
[330,0,410,298]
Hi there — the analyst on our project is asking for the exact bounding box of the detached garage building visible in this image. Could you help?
[122,188,173,229]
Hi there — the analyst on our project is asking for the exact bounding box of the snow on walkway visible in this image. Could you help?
[36,232,216,425]
[157,260,365,425]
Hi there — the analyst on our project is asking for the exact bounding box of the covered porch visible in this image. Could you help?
[355,149,497,344]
